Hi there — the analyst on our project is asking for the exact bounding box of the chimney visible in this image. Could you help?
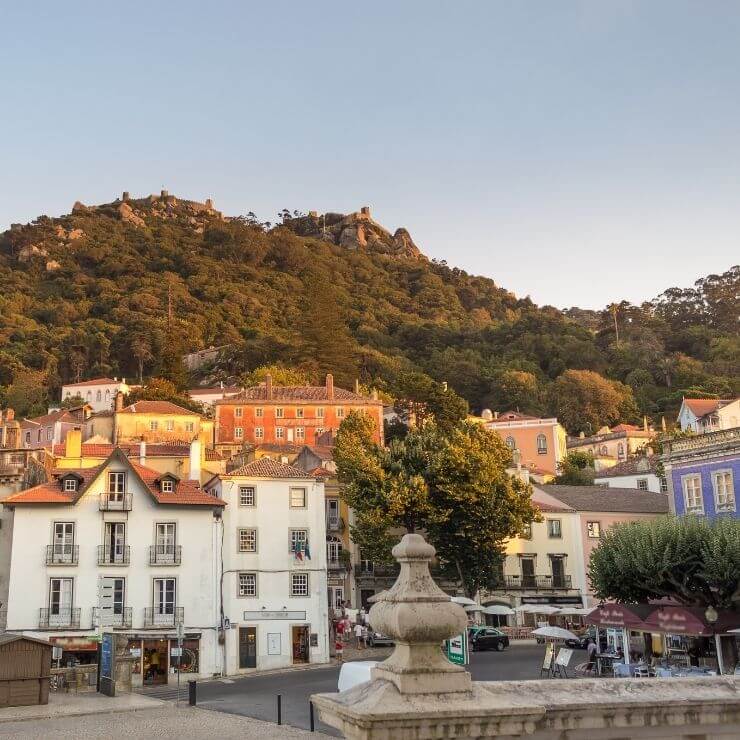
[220,381,224,389]
[494,411,498,419]
[661,416,667,432]
[326,373,334,400]
[122,377,126,385]
[115,392,124,412]
[5,409,14,421]
[579,431,585,439]
[114,377,118,382]
[139,440,146,467]
[189,438,202,482]
[65,429,82,459]
[643,415,648,432]
[441,381,448,392]
[265,373,273,400]
[372,389,378,401]
[354,379,360,394]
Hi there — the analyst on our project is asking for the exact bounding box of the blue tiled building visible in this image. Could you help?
[662,428,739,518]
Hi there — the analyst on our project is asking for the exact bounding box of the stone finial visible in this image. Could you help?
[368,534,471,694]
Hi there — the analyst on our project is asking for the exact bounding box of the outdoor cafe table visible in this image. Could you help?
[596,653,621,676]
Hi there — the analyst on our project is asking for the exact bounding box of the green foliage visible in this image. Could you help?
[553,451,596,486]
[334,413,537,598]
[5,370,49,417]
[588,516,740,608]
[126,377,203,413]
[392,371,469,432]
[243,364,312,387]
[60,393,85,409]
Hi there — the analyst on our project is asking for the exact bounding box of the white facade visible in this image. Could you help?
[3,453,222,682]
[678,399,740,434]
[62,378,131,413]
[187,385,242,408]
[206,470,330,673]
[594,471,663,493]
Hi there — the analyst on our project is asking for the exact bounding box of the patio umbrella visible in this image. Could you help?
[450,596,477,606]
[556,607,594,617]
[483,605,515,616]
[531,625,579,641]
[516,605,560,615]
[464,604,484,612]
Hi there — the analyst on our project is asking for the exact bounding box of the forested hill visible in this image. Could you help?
[0,191,737,432]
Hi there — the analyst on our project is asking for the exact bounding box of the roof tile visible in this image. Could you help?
[227,458,314,479]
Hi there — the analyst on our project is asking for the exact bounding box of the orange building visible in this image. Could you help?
[484,411,567,478]
[214,374,384,456]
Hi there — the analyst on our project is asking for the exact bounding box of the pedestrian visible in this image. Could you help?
[362,623,370,647]
[335,639,344,663]
[586,638,597,674]
[354,621,364,649]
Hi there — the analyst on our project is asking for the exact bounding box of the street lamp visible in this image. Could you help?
[704,605,723,675]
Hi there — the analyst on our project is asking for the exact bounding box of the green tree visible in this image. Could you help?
[588,517,740,608]
[243,364,312,387]
[126,377,203,413]
[130,336,153,384]
[61,393,85,409]
[487,369,540,413]
[392,371,468,432]
[5,371,49,418]
[553,451,595,486]
[334,413,537,598]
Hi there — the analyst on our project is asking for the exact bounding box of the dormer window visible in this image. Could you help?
[63,478,78,492]
[161,479,175,494]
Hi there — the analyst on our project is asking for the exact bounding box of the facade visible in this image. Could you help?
[61,377,132,413]
[113,399,210,445]
[594,455,667,494]
[540,485,670,607]
[2,449,225,683]
[567,424,655,462]
[19,407,90,450]
[204,458,330,673]
[484,411,566,477]
[214,374,384,456]
[677,398,739,434]
[662,428,739,518]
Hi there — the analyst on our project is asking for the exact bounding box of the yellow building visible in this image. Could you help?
[113,399,210,445]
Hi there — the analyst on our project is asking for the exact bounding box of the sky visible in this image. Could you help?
[1,1,738,309]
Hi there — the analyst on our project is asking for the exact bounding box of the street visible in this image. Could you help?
[152,642,584,736]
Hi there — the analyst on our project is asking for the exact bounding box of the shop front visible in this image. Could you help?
[125,634,201,686]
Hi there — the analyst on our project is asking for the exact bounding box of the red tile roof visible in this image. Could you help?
[51,442,196,458]
[119,400,200,416]
[188,386,242,395]
[215,384,376,404]
[23,410,79,427]
[227,458,313,479]
[205,449,224,461]
[128,461,225,506]
[4,464,105,505]
[594,456,658,478]
[308,466,333,478]
[682,398,732,418]
[62,377,120,388]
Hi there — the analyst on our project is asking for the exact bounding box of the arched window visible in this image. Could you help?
[600,445,608,455]
[326,536,342,565]
[505,436,516,450]
[96,390,102,402]
[536,434,547,454]
[105,389,111,400]
[617,443,625,459]
[86,391,92,401]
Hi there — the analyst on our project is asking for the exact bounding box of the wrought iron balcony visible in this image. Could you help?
[354,563,400,579]
[143,606,184,628]
[149,545,182,565]
[39,607,81,629]
[327,550,350,571]
[97,545,130,566]
[99,493,132,511]
[326,516,345,532]
[46,544,79,566]
[92,606,132,629]
[498,574,573,590]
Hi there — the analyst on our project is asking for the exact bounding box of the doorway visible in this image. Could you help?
[291,625,309,664]
[239,627,257,669]
[142,639,168,685]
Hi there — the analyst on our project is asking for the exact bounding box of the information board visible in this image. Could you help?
[99,632,116,696]
[555,648,573,667]
[446,631,468,666]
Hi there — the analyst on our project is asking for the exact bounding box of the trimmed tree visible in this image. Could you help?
[334,412,537,598]
[588,516,740,609]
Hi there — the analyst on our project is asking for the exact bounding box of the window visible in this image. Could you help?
[63,478,78,492]
[505,436,515,450]
[46,428,53,441]
[25,432,31,444]
[86,391,92,401]
[275,407,284,419]
[165,420,174,432]
[659,476,668,493]
[255,407,263,418]
[682,475,704,514]
[547,519,562,538]
[238,528,257,552]
[600,445,608,455]
[637,478,649,491]
[291,572,309,597]
[52,522,75,559]
[105,389,110,401]
[296,408,304,419]
[536,434,547,454]
[587,521,601,539]
[49,577,74,615]
[235,407,243,418]
[108,472,125,495]
[317,407,324,418]
[290,529,309,555]
[520,522,532,540]
[336,407,345,419]
[185,421,194,433]
[150,420,159,431]
[296,427,305,441]
[238,572,257,598]
[617,443,625,460]
[154,578,176,614]
[254,427,264,439]
[239,486,255,506]
[290,487,307,508]
[713,471,735,512]
[234,427,243,439]
[315,427,324,437]
[327,537,341,563]
[155,523,176,556]
[96,390,102,402]
[276,427,285,440]
[161,479,174,493]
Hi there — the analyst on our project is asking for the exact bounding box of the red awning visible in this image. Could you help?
[585,604,655,629]
[643,606,740,636]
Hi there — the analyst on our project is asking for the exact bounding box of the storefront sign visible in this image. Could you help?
[445,632,468,666]
[243,610,306,620]
[267,633,281,655]
[521,596,583,605]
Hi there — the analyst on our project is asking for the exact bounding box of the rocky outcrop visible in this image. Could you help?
[118,202,146,229]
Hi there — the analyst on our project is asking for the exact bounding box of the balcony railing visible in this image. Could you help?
[39,607,81,629]
[354,563,400,579]
[149,545,182,565]
[46,545,79,566]
[327,550,349,571]
[99,493,132,511]
[92,606,132,629]
[498,575,573,590]
[97,545,130,566]
[143,606,184,628]
[326,516,345,532]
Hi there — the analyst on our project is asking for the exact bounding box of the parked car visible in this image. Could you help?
[367,631,394,647]
[468,627,509,652]
[338,660,378,691]
[565,627,606,650]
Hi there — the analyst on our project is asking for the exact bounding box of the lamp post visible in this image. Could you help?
[704,605,723,675]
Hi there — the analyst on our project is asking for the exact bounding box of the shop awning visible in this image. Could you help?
[642,606,740,636]
[584,603,655,629]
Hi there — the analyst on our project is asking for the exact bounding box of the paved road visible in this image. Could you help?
[148,642,585,736]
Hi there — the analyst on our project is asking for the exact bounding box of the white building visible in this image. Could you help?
[2,449,225,684]
[594,456,667,493]
[677,398,740,434]
[205,458,330,674]
[61,377,132,413]
[187,384,243,408]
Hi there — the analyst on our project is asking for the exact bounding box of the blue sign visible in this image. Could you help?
[101,633,114,680]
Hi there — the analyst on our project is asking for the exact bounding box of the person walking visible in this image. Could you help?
[354,621,364,649]
[587,638,598,674]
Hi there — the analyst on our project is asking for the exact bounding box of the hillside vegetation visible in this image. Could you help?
[0,192,737,432]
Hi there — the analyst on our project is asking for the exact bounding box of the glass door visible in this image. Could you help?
[53,522,74,562]
[155,523,176,561]
[105,522,126,563]
[49,577,73,625]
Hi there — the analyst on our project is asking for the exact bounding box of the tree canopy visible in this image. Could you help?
[588,516,740,609]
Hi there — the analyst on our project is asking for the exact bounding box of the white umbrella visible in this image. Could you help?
[555,607,594,617]
[516,604,560,615]
[729,628,740,634]
[450,596,477,606]
[483,605,515,616]
[532,625,579,641]
[464,604,484,612]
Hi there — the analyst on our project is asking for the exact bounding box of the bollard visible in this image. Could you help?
[277,694,282,725]
[188,680,197,706]
[309,700,315,732]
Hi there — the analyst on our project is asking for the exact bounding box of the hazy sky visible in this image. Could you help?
[2,2,738,309]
